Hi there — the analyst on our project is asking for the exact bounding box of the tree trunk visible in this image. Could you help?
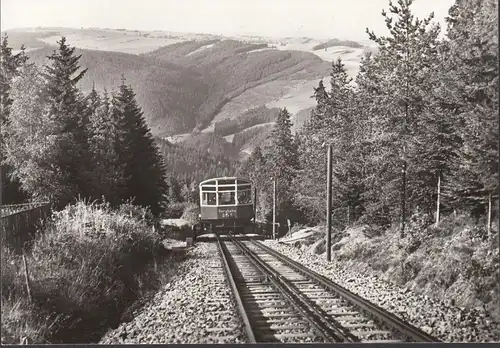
[347,205,350,226]
[487,191,492,237]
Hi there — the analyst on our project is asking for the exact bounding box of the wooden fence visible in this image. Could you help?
[1,202,51,252]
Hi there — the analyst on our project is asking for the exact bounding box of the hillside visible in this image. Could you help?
[25,47,209,136]
[7,27,368,157]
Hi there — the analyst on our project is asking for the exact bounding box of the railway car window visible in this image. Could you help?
[218,179,235,185]
[218,185,235,191]
[201,186,216,191]
[202,192,216,205]
[218,191,235,205]
[238,190,252,204]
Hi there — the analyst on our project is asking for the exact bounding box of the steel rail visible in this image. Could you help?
[251,239,441,342]
[230,237,351,342]
[224,236,336,342]
[215,235,256,343]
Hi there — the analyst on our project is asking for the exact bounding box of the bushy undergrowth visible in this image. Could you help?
[163,202,186,219]
[297,213,499,319]
[0,200,176,344]
[180,203,200,225]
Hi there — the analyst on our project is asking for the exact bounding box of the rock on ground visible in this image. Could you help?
[263,240,500,343]
[100,242,247,344]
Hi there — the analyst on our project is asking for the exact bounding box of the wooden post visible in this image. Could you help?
[253,186,257,223]
[326,144,332,262]
[22,254,33,303]
[401,160,407,238]
[253,186,257,235]
[435,172,441,227]
[0,164,2,207]
[272,177,276,240]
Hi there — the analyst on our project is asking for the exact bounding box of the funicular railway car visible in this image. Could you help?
[196,177,256,236]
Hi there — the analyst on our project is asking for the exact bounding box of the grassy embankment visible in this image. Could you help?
[287,214,499,320]
[1,201,185,344]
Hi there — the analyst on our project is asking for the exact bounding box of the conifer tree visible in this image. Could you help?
[87,85,126,204]
[40,36,91,206]
[112,78,167,215]
[4,64,57,201]
[268,107,298,188]
[363,0,442,233]
[293,59,361,224]
[440,0,498,219]
[266,107,300,229]
[239,146,269,221]
[0,35,29,203]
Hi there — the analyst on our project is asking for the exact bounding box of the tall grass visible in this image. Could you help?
[326,213,499,319]
[1,200,173,344]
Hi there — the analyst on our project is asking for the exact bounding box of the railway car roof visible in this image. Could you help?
[199,177,252,186]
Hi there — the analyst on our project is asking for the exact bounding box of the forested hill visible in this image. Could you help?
[22,38,332,139]
[25,47,209,136]
[145,39,331,131]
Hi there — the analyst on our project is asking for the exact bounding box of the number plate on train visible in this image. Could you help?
[219,207,237,218]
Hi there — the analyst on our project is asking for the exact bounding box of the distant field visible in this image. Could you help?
[265,76,329,115]
[38,33,184,54]
[312,38,364,50]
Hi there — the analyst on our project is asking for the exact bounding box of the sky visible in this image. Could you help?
[1,0,456,41]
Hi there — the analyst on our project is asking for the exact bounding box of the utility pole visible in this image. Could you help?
[435,172,441,227]
[326,144,332,262]
[253,186,257,223]
[253,186,257,235]
[272,177,276,240]
[401,160,406,238]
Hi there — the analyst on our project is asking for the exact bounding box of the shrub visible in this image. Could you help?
[1,200,165,344]
[180,203,200,225]
[163,202,185,218]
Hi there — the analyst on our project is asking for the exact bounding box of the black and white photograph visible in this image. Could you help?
[0,0,498,344]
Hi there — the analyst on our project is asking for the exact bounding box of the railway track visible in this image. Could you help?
[216,235,441,343]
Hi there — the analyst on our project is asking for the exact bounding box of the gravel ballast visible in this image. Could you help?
[100,243,247,344]
[263,240,500,343]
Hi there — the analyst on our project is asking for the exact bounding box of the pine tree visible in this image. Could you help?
[268,107,298,187]
[441,0,498,220]
[0,35,29,203]
[87,85,126,204]
[266,107,300,229]
[3,64,58,201]
[112,78,167,215]
[40,36,92,206]
[238,146,269,221]
[293,59,362,224]
[1,35,28,124]
[165,173,183,204]
[363,0,442,233]
[304,79,330,132]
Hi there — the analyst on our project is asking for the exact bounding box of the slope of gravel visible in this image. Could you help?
[262,240,500,343]
[100,243,247,344]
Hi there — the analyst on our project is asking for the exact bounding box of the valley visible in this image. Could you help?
[6,27,369,159]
